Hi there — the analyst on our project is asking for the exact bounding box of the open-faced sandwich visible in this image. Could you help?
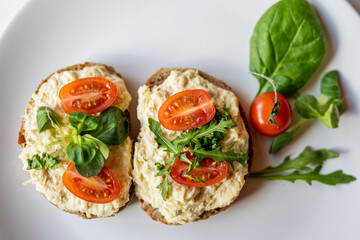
[18,62,133,218]
[133,68,252,224]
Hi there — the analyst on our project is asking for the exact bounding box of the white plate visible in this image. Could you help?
[1,0,360,239]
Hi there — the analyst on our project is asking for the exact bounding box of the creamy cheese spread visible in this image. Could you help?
[19,64,132,218]
[133,69,249,224]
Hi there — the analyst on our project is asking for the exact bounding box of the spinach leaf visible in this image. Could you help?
[66,136,98,165]
[68,112,98,133]
[75,148,105,177]
[250,0,326,97]
[36,106,61,132]
[89,107,129,145]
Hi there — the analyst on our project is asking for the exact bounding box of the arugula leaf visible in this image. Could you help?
[36,106,62,133]
[250,0,326,97]
[148,107,247,200]
[251,147,356,185]
[252,168,356,185]
[149,118,181,154]
[191,148,248,170]
[175,107,236,151]
[253,147,338,175]
[27,153,59,170]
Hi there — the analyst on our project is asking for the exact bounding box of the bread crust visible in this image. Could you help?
[18,62,134,219]
[138,68,253,225]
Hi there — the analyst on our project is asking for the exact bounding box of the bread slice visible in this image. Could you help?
[134,68,252,224]
[18,62,133,218]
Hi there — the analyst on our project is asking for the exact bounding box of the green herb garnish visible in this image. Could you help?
[27,153,59,170]
[36,106,128,177]
[149,107,248,201]
[270,71,343,154]
[251,147,356,185]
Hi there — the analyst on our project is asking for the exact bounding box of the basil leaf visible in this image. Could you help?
[66,137,97,165]
[36,106,61,132]
[319,103,340,129]
[89,107,129,145]
[68,112,98,133]
[75,148,105,177]
[269,131,296,154]
[250,0,326,97]
[83,134,109,159]
[294,95,321,119]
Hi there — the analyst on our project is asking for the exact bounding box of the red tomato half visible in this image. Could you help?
[250,92,292,136]
[170,151,228,187]
[158,89,216,131]
[62,162,121,204]
[59,77,118,114]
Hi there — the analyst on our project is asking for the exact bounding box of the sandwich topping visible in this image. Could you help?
[19,65,132,218]
[133,69,249,224]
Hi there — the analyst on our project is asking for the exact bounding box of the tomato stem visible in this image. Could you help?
[250,72,281,128]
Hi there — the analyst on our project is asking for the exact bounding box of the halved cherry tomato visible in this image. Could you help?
[59,77,118,114]
[250,92,292,136]
[62,162,121,203]
[170,151,228,187]
[158,89,216,131]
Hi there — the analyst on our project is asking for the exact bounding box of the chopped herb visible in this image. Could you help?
[27,153,59,170]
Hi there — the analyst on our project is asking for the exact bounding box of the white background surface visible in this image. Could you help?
[0,0,360,240]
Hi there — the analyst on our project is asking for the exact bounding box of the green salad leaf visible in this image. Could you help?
[74,148,105,177]
[35,106,124,177]
[270,70,343,153]
[250,0,326,97]
[89,107,129,145]
[27,153,59,170]
[36,106,62,132]
[251,147,356,185]
[68,112,98,133]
